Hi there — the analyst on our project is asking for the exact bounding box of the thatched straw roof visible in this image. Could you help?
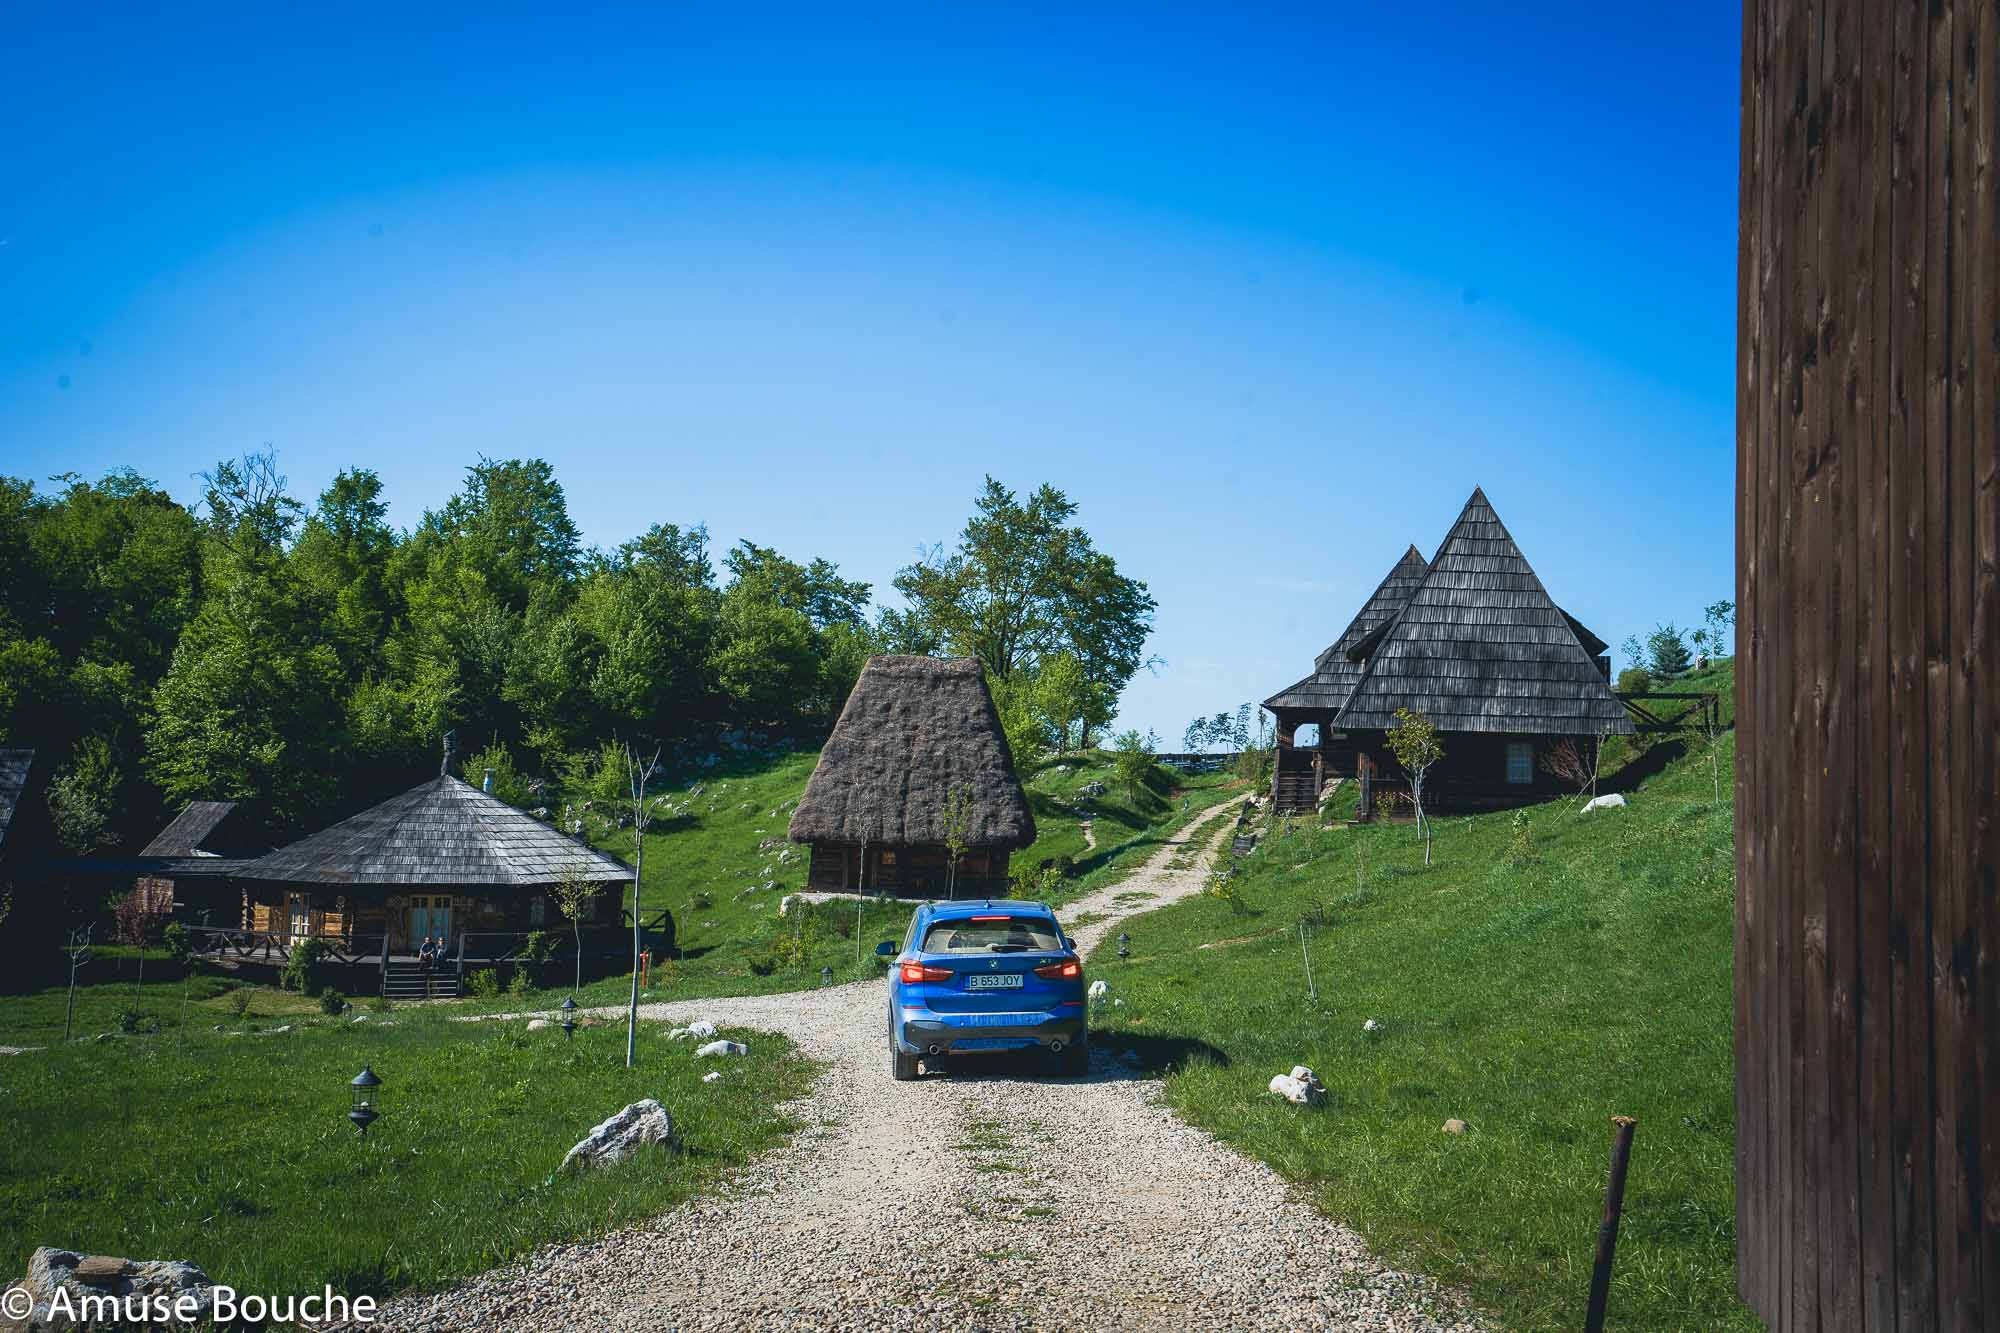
[1264,545,1429,713]
[1336,487,1634,736]
[247,776,631,887]
[788,655,1036,849]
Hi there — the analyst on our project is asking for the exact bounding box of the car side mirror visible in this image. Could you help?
[875,940,896,957]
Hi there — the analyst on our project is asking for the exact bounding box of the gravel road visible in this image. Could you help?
[382,799,1483,1332]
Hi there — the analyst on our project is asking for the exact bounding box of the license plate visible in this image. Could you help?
[965,973,1024,989]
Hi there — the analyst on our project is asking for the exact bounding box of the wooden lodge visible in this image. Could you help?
[131,800,266,920]
[789,654,1036,898]
[231,754,633,960]
[1263,487,1633,815]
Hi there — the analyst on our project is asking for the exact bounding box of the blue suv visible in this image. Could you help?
[878,900,1087,1080]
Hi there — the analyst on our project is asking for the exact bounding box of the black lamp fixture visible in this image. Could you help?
[820,965,834,987]
[559,995,578,1042]
[349,1066,381,1138]
[1117,932,1131,961]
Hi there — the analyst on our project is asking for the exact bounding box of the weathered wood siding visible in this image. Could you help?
[1736,0,1996,1327]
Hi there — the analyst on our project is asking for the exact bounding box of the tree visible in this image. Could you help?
[416,457,582,610]
[1182,716,1207,752]
[1540,731,1606,809]
[1111,728,1156,805]
[1646,623,1693,679]
[62,925,93,1042]
[1703,599,1736,657]
[941,783,974,900]
[548,862,597,997]
[617,744,663,1067]
[1385,708,1443,866]
[46,736,121,854]
[892,479,1156,727]
[1034,652,1089,754]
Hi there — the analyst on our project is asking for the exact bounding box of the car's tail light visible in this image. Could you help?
[1034,958,1082,980]
[899,960,954,983]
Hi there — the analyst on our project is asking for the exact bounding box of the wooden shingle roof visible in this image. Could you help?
[1263,545,1429,713]
[140,801,258,858]
[788,655,1036,849]
[1335,487,1635,736]
[246,776,631,887]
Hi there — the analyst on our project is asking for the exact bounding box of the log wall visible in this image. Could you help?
[1736,1,1996,1327]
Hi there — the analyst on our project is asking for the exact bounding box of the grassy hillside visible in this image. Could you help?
[1085,681,1744,1331]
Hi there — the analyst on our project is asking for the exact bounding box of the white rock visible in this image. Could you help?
[1112,998,1124,1007]
[702,1071,723,1083]
[778,894,798,916]
[669,1020,719,1041]
[526,1018,551,1031]
[1581,793,1628,813]
[1362,1018,1383,1033]
[1268,1070,1326,1106]
[696,1039,748,1058]
[22,1248,218,1328]
[1087,980,1109,1000]
[559,1099,679,1172]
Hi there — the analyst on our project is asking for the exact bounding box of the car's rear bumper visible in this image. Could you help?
[896,1010,1085,1054]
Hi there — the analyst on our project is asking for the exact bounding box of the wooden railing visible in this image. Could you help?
[182,928,388,966]
[1614,690,1722,734]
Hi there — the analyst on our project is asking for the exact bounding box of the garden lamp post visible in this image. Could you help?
[559,996,578,1042]
[821,966,833,987]
[349,1066,381,1139]
[1118,932,1131,961]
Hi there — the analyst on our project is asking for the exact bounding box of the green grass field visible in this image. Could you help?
[1084,678,1745,1331]
[0,1008,808,1299]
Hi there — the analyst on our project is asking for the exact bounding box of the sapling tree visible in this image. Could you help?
[548,862,596,997]
[941,784,974,899]
[622,742,663,1069]
[1110,728,1155,805]
[1385,707,1444,866]
[1540,730,1606,810]
[62,925,93,1042]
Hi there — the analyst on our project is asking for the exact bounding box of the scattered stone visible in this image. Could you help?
[526,1019,551,1032]
[1269,1066,1327,1105]
[1442,1118,1469,1135]
[1087,980,1108,1001]
[702,1071,722,1084]
[695,1040,748,1059]
[14,1248,216,1329]
[559,1100,679,1173]
[778,895,798,916]
[1362,1018,1383,1033]
[256,1025,292,1036]
[669,1021,718,1041]
[1581,793,1628,814]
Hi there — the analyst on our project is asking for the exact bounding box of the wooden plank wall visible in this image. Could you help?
[1736,1,1996,1328]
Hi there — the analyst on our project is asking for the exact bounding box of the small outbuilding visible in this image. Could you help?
[789,655,1036,898]
[131,800,267,920]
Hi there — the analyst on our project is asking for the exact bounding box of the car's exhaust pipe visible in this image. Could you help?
[1048,1039,1065,1054]
[926,1044,943,1056]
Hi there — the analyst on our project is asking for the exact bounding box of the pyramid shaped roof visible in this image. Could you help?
[1264,545,1430,713]
[1335,488,1634,736]
[247,775,632,887]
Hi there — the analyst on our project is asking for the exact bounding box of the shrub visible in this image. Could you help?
[1616,666,1653,694]
[227,990,254,1021]
[113,1007,159,1035]
[688,891,712,912]
[521,931,558,965]
[506,967,533,998]
[466,968,502,998]
[368,993,393,1013]
[318,991,348,1016]
[279,936,335,996]
[162,922,192,965]
[1505,809,1538,865]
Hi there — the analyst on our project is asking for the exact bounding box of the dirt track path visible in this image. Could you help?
[385,799,1480,1332]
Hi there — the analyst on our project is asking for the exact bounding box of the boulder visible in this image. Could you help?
[1442,1118,1469,1135]
[559,1100,678,1173]
[1269,1067,1326,1106]
[778,895,798,916]
[10,1248,216,1329]
[526,1019,551,1032]
[1581,793,1628,814]
[695,1039,748,1059]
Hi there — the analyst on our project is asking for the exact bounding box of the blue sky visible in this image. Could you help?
[1,4,1742,742]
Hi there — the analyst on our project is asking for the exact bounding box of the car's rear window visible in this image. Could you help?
[921,916,1062,953]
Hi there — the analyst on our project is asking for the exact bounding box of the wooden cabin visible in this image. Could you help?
[1263,487,1633,814]
[788,655,1037,898]
[131,800,265,920]
[236,760,631,954]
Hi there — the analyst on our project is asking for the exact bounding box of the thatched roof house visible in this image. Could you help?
[238,760,631,952]
[1264,487,1633,813]
[789,655,1035,897]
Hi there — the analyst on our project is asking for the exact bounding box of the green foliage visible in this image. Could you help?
[278,937,334,996]
[1646,622,1693,678]
[226,990,254,1021]
[317,990,348,1016]
[463,740,536,809]
[112,1006,160,1035]
[1504,808,1538,864]
[505,967,533,998]
[45,735,122,854]
[162,922,192,965]
[1616,665,1653,694]
[520,930,559,965]
[1110,729,1158,805]
[465,968,503,999]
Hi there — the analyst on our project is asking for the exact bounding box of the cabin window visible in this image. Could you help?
[879,851,897,866]
[529,894,547,927]
[1506,742,1534,785]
